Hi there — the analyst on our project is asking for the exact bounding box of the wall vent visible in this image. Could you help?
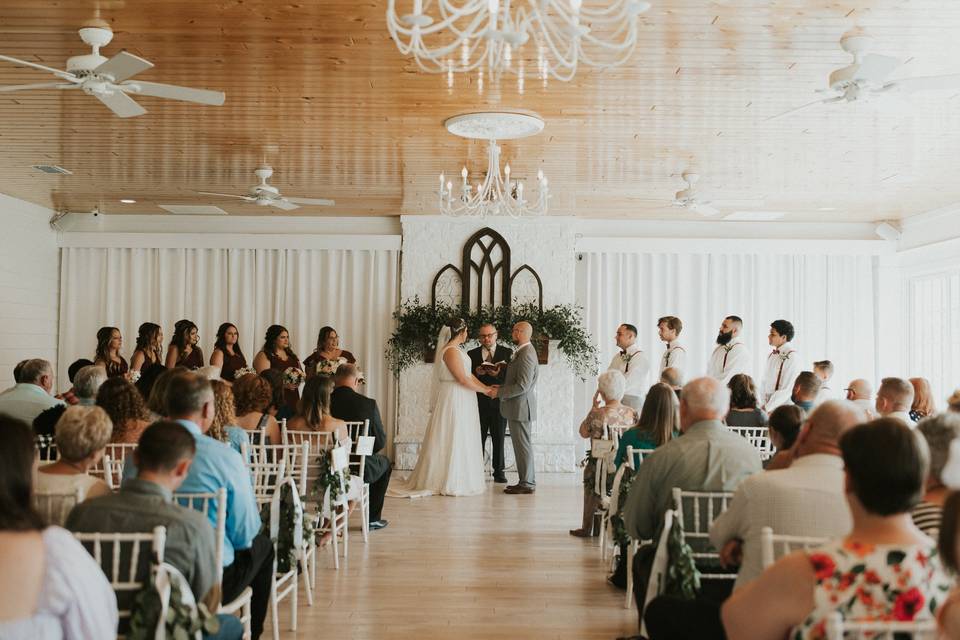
[32,164,72,175]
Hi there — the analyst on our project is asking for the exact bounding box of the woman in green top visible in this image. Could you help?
[615,382,679,469]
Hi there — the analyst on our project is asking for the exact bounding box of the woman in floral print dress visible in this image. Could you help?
[721,418,952,640]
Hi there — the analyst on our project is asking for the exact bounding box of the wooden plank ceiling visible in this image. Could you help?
[2,1,960,221]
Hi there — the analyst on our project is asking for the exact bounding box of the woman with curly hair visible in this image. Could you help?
[208,380,250,457]
[252,324,303,414]
[165,319,203,370]
[95,377,151,444]
[233,373,282,445]
[210,322,248,383]
[130,322,163,373]
[93,326,129,379]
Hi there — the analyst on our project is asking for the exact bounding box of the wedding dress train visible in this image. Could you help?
[387,345,486,497]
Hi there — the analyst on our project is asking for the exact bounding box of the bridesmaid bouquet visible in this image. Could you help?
[315,356,347,377]
[283,367,306,389]
[127,369,142,384]
[233,366,257,379]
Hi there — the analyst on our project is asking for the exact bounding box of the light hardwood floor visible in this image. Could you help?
[272,473,638,639]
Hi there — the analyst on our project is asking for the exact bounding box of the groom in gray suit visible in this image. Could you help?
[488,321,539,494]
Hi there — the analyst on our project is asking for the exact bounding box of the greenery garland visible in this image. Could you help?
[311,450,351,509]
[258,482,316,574]
[385,297,599,380]
[128,568,220,639]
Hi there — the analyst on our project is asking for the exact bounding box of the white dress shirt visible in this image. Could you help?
[814,384,833,406]
[706,338,750,383]
[760,342,801,412]
[852,398,878,419]
[659,341,687,374]
[708,453,852,590]
[607,343,650,401]
[885,410,917,428]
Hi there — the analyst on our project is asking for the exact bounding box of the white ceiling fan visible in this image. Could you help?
[197,166,335,211]
[0,22,225,118]
[672,172,722,217]
[768,32,960,120]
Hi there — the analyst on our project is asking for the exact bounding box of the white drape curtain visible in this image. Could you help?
[575,251,878,418]
[58,247,399,449]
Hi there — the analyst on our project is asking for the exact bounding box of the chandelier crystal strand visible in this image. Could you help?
[439,139,548,218]
[386,0,651,81]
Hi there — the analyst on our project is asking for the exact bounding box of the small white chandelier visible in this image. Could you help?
[439,111,548,218]
[387,0,651,83]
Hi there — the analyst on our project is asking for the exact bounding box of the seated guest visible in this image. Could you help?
[259,368,295,422]
[711,401,864,589]
[67,421,243,640]
[721,418,952,639]
[912,414,960,537]
[233,373,282,445]
[571,370,637,538]
[252,325,302,415]
[122,372,272,640]
[135,362,167,404]
[93,326,129,378]
[130,322,164,373]
[876,376,915,426]
[32,404,67,459]
[0,416,117,638]
[0,358,64,424]
[789,371,821,415]
[909,377,936,422]
[659,367,683,399]
[56,358,95,405]
[303,326,356,378]
[329,363,392,531]
[950,388,960,413]
[209,379,250,457]
[145,366,185,417]
[622,377,761,624]
[845,378,878,418]
[96,376,151,443]
[763,404,804,471]
[937,491,960,637]
[72,365,107,406]
[725,374,767,427]
[35,406,112,524]
[812,360,834,405]
[615,382,678,469]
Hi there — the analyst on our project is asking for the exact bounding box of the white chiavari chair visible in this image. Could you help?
[264,477,302,640]
[639,509,676,637]
[726,425,775,460]
[622,445,655,609]
[671,487,735,580]
[249,445,289,506]
[759,526,828,569]
[33,486,84,526]
[345,419,374,541]
[284,429,337,497]
[824,612,937,639]
[315,444,351,570]
[173,488,253,639]
[35,435,58,462]
[590,421,618,548]
[73,525,167,634]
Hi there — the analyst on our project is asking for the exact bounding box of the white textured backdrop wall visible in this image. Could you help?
[0,194,59,390]
[396,215,580,472]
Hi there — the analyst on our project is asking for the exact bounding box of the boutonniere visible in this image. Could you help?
[723,344,735,353]
[778,351,793,363]
[619,351,632,363]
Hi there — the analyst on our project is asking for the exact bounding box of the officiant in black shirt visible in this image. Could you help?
[468,324,513,483]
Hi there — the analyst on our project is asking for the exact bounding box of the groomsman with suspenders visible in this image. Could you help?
[707,315,751,383]
[657,316,686,376]
[606,323,650,412]
[760,319,801,412]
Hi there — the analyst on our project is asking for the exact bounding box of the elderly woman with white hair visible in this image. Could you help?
[571,370,637,538]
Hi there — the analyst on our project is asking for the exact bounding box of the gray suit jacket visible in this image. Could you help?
[498,344,539,421]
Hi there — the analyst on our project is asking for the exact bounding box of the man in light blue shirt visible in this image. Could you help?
[123,372,272,640]
[0,358,63,424]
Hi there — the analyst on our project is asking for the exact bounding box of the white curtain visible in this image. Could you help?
[907,268,960,403]
[575,251,878,418]
[58,247,399,450]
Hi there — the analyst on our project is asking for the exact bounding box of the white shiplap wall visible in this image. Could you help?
[0,194,59,390]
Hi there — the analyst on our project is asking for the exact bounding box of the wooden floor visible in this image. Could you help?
[272,473,638,639]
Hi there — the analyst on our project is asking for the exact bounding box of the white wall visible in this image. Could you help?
[0,194,59,390]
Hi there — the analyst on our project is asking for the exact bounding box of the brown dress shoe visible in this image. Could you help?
[504,484,535,494]
[569,528,595,538]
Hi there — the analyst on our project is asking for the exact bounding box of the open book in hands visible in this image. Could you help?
[478,361,508,375]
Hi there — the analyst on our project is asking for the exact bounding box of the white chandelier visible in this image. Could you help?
[386,0,651,82]
[439,111,548,218]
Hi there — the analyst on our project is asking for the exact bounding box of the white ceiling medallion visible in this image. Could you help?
[439,111,548,219]
[386,0,651,83]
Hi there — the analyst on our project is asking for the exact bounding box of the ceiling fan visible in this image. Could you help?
[198,166,335,211]
[0,22,225,118]
[768,32,960,120]
[672,172,722,217]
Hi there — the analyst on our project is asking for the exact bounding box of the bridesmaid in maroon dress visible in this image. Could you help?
[93,326,129,378]
[303,326,357,378]
[130,322,163,373]
[210,322,248,382]
[166,319,204,370]
[252,324,303,413]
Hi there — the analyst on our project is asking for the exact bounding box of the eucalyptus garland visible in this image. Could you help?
[257,482,316,574]
[128,570,220,639]
[664,512,701,600]
[311,450,351,506]
[611,466,635,547]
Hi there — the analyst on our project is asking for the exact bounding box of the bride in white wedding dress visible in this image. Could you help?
[388,318,492,497]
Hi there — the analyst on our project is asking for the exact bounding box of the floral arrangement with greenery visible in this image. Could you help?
[128,566,220,639]
[258,481,315,574]
[385,297,599,380]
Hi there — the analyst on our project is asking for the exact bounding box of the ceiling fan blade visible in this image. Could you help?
[0,54,77,82]
[284,197,335,206]
[94,89,147,118]
[883,73,960,93]
[857,53,901,83]
[94,51,154,83]
[269,198,300,211]
[122,80,225,106]
[0,81,76,93]
[196,191,256,201]
[765,95,842,121]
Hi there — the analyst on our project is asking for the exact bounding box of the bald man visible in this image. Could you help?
[845,379,878,419]
[876,377,916,427]
[490,321,539,494]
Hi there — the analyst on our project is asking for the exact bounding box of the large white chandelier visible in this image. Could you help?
[439,111,548,218]
[386,0,651,82]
